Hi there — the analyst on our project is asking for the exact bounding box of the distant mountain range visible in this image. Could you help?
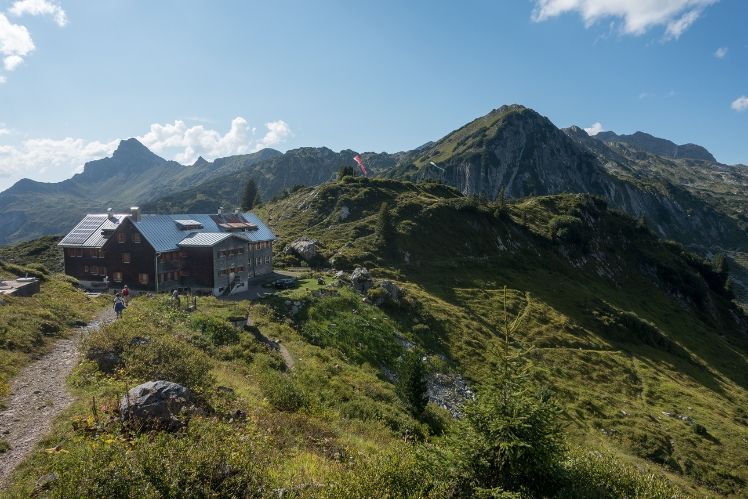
[1,105,746,253]
[594,130,716,162]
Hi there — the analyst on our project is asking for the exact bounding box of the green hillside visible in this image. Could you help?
[257,178,748,496]
[5,179,748,496]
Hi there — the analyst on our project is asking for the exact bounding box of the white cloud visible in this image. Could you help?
[531,0,718,39]
[715,47,728,58]
[0,118,293,179]
[0,13,35,71]
[0,76,6,84]
[732,96,748,112]
[0,137,119,177]
[4,54,23,70]
[252,120,294,152]
[8,0,68,27]
[584,122,604,136]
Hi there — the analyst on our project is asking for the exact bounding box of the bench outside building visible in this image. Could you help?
[59,207,276,296]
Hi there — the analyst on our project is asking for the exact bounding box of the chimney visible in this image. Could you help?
[130,206,141,223]
[218,206,223,215]
[234,208,240,215]
[106,208,113,220]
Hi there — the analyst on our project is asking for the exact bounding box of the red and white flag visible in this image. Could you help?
[353,155,368,176]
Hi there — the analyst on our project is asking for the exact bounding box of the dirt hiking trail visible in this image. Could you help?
[0,307,116,491]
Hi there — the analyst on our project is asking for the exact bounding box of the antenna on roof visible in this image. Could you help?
[218,207,223,215]
[107,208,113,220]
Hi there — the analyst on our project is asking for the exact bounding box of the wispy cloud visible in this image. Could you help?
[715,47,728,58]
[8,0,67,27]
[531,0,719,39]
[0,76,6,84]
[732,96,748,112]
[638,92,649,99]
[584,122,604,136]
[0,118,294,178]
[664,90,676,98]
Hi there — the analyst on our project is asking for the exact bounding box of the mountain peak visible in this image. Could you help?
[192,156,209,167]
[111,138,164,162]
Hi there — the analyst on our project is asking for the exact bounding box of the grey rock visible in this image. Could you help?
[351,267,373,294]
[129,336,151,347]
[120,380,193,429]
[36,473,58,489]
[285,236,318,261]
[334,270,346,279]
[379,280,400,301]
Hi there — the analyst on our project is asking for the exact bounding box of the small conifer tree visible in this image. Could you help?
[252,191,262,208]
[240,178,258,211]
[375,202,395,246]
[440,287,564,497]
[396,351,429,416]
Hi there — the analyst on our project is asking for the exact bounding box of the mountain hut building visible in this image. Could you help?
[58,207,275,296]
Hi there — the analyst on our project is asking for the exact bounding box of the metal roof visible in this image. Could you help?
[132,212,275,253]
[58,214,128,248]
[60,212,275,252]
[177,232,233,247]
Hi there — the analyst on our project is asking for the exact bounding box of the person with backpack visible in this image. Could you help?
[122,285,130,305]
[113,293,125,319]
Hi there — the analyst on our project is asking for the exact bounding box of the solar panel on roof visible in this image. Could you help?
[60,216,107,245]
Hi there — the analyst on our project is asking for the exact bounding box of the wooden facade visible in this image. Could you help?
[60,210,275,296]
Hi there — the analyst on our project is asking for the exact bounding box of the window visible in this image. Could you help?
[91,266,99,275]
[101,267,107,276]
[139,273,148,285]
[113,272,122,282]
[84,266,89,273]
[132,233,141,243]
[68,248,75,257]
[256,257,260,265]
[76,248,83,257]
[238,247,244,254]
[117,233,125,243]
[237,266,245,272]
[98,250,105,258]
[123,253,131,263]
[265,256,270,264]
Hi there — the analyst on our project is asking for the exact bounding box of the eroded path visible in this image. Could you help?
[0,307,115,490]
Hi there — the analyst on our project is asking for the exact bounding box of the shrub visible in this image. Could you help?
[549,215,587,245]
[124,336,215,392]
[261,371,308,412]
[190,314,239,346]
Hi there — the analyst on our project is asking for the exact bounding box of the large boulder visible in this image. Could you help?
[284,236,318,261]
[379,280,400,301]
[120,380,193,429]
[351,267,373,294]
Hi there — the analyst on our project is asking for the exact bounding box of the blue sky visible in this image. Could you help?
[0,0,746,192]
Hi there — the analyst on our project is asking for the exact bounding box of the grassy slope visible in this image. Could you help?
[4,178,747,496]
[257,178,748,496]
[0,260,107,408]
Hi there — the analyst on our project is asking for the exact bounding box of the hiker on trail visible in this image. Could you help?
[113,293,125,319]
[172,289,180,309]
[122,285,130,305]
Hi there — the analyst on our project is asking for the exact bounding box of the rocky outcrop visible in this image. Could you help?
[351,267,373,294]
[285,236,318,261]
[378,280,400,301]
